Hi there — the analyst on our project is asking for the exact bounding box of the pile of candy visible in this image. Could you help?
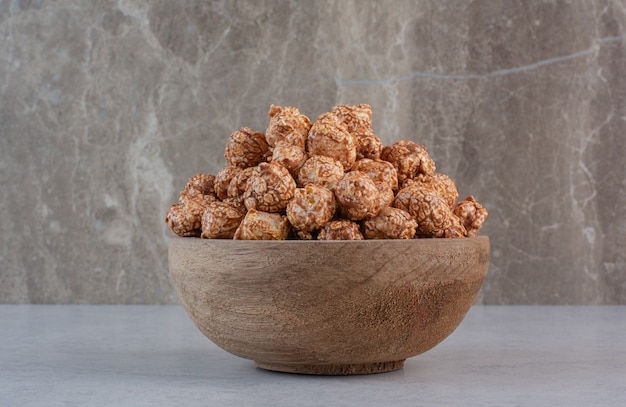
[165,104,487,240]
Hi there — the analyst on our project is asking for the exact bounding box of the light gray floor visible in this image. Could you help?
[2,305,624,406]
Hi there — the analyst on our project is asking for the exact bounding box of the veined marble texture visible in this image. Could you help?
[0,0,624,304]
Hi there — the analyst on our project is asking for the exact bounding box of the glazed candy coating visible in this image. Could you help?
[445,215,468,238]
[403,173,459,208]
[243,162,296,213]
[317,219,364,240]
[227,166,259,203]
[331,104,382,160]
[287,184,336,232]
[165,103,489,240]
[178,189,217,206]
[351,158,399,191]
[331,103,373,136]
[270,141,307,176]
[214,166,242,200]
[376,184,395,210]
[265,105,311,149]
[307,112,358,171]
[362,207,417,240]
[234,209,290,240]
[183,173,216,197]
[201,201,246,239]
[297,155,344,190]
[354,132,383,160]
[165,195,209,237]
[381,140,436,183]
[453,196,489,237]
[224,127,269,169]
[393,183,454,238]
[334,171,382,221]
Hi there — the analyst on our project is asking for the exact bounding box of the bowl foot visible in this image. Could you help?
[255,359,405,375]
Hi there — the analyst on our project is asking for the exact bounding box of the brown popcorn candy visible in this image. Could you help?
[166,103,489,240]
[331,104,373,135]
[221,196,247,214]
[297,155,344,190]
[178,189,218,206]
[334,171,382,221]
[403,173,459,208]
[165,173,219,237]
[351,158,399,191]
[224,127,269,169]
[381,140,436,183]
[444,215,468,239]
[183,173,216,197]
[295,230,315,240]
[376,184,395,210]
[331,104,382,160]
[362,207,417,240]
[318,219,364,240]
[270,141,307,177]
[265,105,311,149]
[308,112,358,171]
[227,166,259,204]
[234,209,291,240]
[243,162,296,213]
[393,183,454,238]
[354,132,383,160]
[165,196,208,237]
[214,166,242,200]
[453,196,488,237]
[201,201,246,239]
[287,184,336,232]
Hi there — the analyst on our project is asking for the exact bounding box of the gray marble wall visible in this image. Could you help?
[1,0,625,304]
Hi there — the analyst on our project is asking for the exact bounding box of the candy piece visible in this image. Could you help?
[307,112,357,171]
[362,207,417,239]
[243,162,296,213]
[376,184,395,210]
[201,201,246,239]
[393,183,454,238]
[224,127,269,169]
[265,105,311,149]
[287,184,336,232]
[381,140,436,183]
[331,104,382,160]
[351,158,399,191]
[270,141,307,177]
[178,189,217,205]
[214,166,242,200]
[331,103,374,136]
[227,166,259,204]
[354,132,383,160]
[402,173,459,208]
[234,209,291,240]
[444,215,468,238]
[297,155,344,190]
[317,219,364,240]
[165,195,209,237]
[453,196,488,237]
[334,171,381,221]
[183,173,216,197]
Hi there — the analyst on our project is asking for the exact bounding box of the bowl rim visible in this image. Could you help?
[168,235,489,245]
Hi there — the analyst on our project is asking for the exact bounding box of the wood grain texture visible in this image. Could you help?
[168,236,490,374]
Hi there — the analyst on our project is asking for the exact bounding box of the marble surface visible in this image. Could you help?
[1,1,626,303]
[1,305,625,406]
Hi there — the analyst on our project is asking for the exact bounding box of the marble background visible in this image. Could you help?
[1,0,625,304]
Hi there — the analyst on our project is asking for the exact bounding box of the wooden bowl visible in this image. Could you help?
[168,236,490,375]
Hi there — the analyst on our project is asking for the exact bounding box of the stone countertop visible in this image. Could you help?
[2,305,625,406]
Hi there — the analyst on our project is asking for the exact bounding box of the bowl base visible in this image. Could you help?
[255,359,405,375]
